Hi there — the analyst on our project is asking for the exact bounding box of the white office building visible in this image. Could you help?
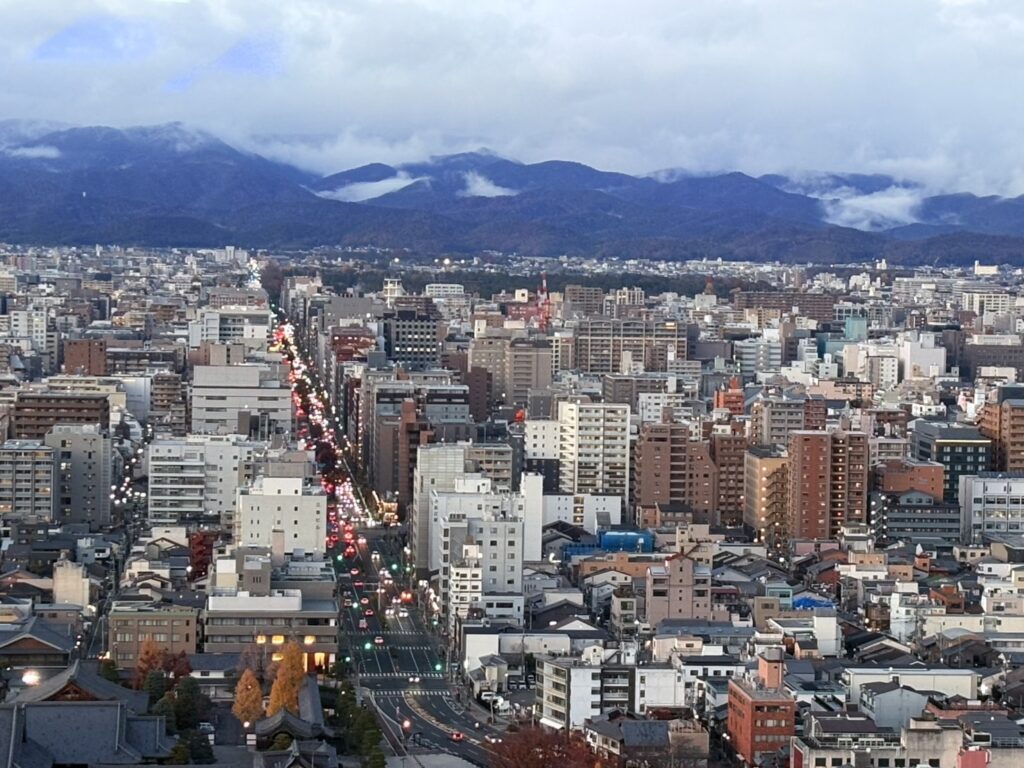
[960,473,1024,544]
[236,475,327,556]
[188,306,274,350]
[433,476,525,630]
[190,364,292,437]
[411,443,469,573]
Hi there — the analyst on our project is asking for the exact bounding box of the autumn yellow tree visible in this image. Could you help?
[232,668,264,726]
[133,638,164,690]
[266,641,306,716]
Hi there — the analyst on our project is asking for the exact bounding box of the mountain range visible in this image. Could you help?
[1,120,1024,265]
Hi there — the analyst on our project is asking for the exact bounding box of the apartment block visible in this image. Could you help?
[633,424,717,526]
[980,385,1024,472]
[572,318,686,374]
[787,429,869,540]
[44,424,111,529]
[12,391,110,441]
[558,401,630,504]
[0,441,55,521]
[743,446,789,547]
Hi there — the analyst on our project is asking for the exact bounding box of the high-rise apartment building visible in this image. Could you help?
[749,395,826,447]
[12,391,110,441]
[710,430,749,527]
[558,401,630,503]
[980,385,1024,472]
[0,441,55,521]
[572,318,686,374]
[147,435,259,527]
[632,424,717,525]
[743,446,789,554]
[787,429,869,540]
[44,424,111,529]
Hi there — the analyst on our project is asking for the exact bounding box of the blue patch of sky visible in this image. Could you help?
[33,16,156,62]
[163,35,280,93]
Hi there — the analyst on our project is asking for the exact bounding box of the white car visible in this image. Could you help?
[408,675,421,683]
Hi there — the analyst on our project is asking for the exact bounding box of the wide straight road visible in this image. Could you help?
[339,526,503,766]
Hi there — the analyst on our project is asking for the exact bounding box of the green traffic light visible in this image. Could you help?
[390,563,398,571]
[434,663,442,671]
[364,642,372,650]
[344,656,352,663]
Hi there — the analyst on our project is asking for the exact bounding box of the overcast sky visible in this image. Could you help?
[3,0,1024,193]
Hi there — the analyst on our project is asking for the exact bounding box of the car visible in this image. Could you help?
[479,691,497,702]
[357,535,367,545]
[198,722,215,734]
[358,618,368,630]
[450,732,465,742]
[359,596,369,605]
[408,675,421,683]
[354,580,365,588]
[398,608,409,618]
[371,550,381,560]
[485,735,503,744]
[343,598,353,608]
[364,608,374,617]
[344,546,356,557]
[374,636,385,646]
[350,568,360,576]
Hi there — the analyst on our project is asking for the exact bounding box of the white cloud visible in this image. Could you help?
[821,187,925,230]
[3,1,1024,194]
[317,172,425,203]
[457,171,516,198]
[2,145,61,159]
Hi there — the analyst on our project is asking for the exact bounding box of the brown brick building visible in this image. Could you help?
[787,429,869,540]
[727,648,797,766]
[62,339,108,376]
[12,392,110,440]
[633,424,717,525]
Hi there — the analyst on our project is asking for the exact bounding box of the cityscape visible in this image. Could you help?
[4,2,1024,768]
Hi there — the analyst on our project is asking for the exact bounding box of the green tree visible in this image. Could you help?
[365,748,387,768]
[143,669,167,709]
[266,641,306,716]
[152,694,177,734]
[232,668,264,727]
[271,733,293,750]
[360,724,382,756]
[186,730,216,764]
[166,743,191,764]
[173,677,210,731]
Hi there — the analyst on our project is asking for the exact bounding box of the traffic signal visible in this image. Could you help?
[434,663,442,671]
[363,642,372,650]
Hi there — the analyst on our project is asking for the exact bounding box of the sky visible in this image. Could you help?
[3,0,1024,198]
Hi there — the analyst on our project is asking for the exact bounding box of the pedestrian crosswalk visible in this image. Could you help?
[359,672,444,679]
[368,689,450,697]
